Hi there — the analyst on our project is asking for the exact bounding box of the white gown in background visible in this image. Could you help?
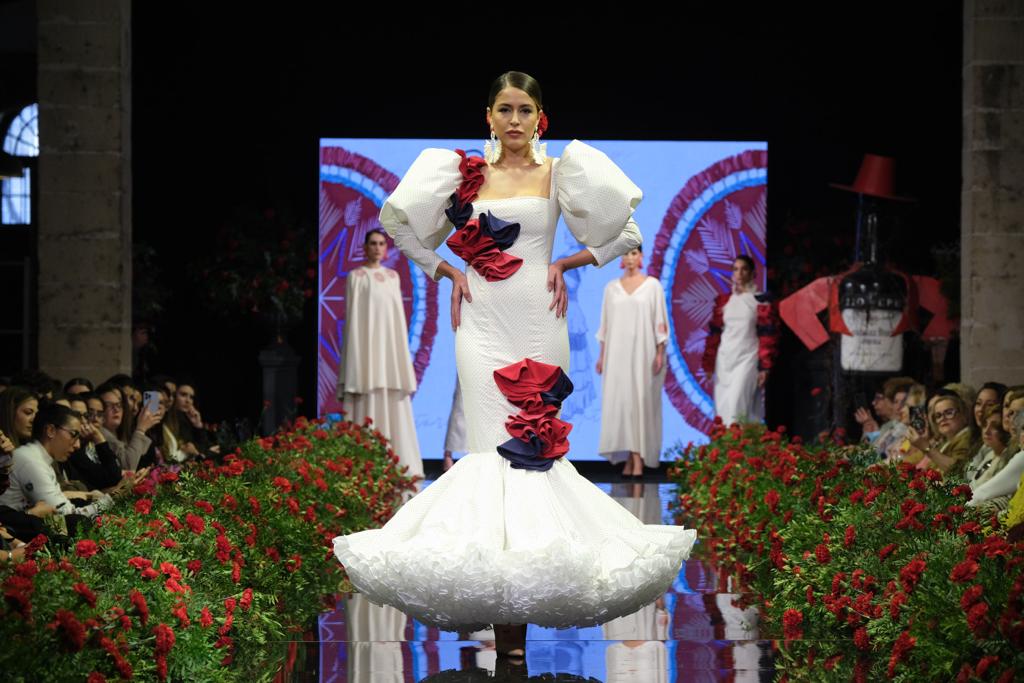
[336,265,424,481]
[333,140,695,631]
[714,290,762,425]
[443,376,467,453]
[597,276,669,468]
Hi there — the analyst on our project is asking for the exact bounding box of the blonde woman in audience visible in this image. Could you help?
[911,392,977,477]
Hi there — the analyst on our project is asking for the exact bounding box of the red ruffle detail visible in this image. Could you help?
[445,219,523,282]
[493,358,562,408]
[494,358,572,461]
[505,405,571,460]
[537,112,549,138]
[455,150,487,206]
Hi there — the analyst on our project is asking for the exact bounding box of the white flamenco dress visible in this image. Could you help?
[333,140,696,631]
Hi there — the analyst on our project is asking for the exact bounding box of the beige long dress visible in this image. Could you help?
[336,265,423,481]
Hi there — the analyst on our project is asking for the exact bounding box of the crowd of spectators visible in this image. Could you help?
[0,370,220,556]
[853,377,1024,518]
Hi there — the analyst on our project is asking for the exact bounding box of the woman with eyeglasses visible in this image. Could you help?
[909,393,978,478]
[62,393,130,491]
[0,403,114,534]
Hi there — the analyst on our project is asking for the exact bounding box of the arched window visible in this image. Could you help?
[2,103,38,225]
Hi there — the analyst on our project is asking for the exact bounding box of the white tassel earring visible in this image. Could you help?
[484,129,502,164]
[530,129,547,165]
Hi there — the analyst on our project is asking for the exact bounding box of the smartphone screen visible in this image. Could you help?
[909,406,927,433]
[143,391,161,414]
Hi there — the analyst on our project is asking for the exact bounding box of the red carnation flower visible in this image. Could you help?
[950,559,980,584]
[184,513,205,535]
[240,588,254,610]
[854,626,870,651]
[72,582,97,608]
[967,601,990,636]
[130,589,149,626]
[75,540,99,559]
[200,606,214,628]
[49,608,87,651]
[889,592,908,620]
[87,673,107,683]
[187,560,202,575]
[960,584,984,611]
[128,556,152,571]
[134,498,153,515]
[141,567,160,580]
[844,525,856,548]
[815,543,831,565]
[782,608,804,640]
[976,655,999,677]
[899,558,927,593]
[764,489,780,514]
[272,477,292,493]
[887,630,916,678]
[195,499,214,514]
[878,543,898,560]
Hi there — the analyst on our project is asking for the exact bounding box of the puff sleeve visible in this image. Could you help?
[378,149,463,281]
[555,140,643,267]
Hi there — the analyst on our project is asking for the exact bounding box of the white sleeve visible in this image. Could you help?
[969,450,1024,504]
[556,140,643,268]
[16,451,74,514]
[378,148,464,281]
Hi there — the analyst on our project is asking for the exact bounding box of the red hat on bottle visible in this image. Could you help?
[830,153,915,202]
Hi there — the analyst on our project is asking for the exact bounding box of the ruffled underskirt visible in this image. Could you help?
[333,451,695,631]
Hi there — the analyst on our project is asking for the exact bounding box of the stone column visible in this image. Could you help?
[962,0,1024,387]
[36,0,132,382]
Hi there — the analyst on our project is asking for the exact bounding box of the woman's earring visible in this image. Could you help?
[484,129,501,164]
[530,129,547,165]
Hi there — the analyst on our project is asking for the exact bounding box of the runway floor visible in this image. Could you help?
[276,467,778,682]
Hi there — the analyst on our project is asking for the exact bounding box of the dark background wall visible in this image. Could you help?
[2,2,963,434]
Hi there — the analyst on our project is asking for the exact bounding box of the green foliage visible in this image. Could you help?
[0,416,417,682]
[670,423,1024,682]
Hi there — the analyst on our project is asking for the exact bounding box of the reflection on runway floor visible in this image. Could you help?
[282,483,775,683]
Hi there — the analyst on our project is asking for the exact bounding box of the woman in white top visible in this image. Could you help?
[336,229,424,482]
[333,71,695,658]
[596,245,668,477]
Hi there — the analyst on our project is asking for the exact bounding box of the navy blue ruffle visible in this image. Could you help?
[445,193,473,229]
[496,434,554,472]
[539,371,574,409]
[480,212,521,251]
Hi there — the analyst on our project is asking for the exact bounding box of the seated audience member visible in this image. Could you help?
[63,394,126,491]
[910,392,977,477]
[968,405,1010,487]
[855,376,914,457]
[970,394,1024,507]
[0,386,38,449]
[96,382,160,471]
[63,377,94,396]
[0,426,54,542]
[0,403,113,527]
[887,383,929,464]
[0,377,9,394]
[974,382,1008,431]
[167,381,218,459]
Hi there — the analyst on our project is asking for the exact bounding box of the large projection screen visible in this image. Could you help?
[319,139,768,461]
